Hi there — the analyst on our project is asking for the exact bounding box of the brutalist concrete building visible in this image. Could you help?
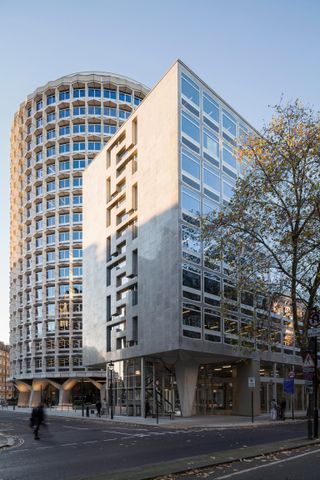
[9,71,148,407]
[85,61,305,416]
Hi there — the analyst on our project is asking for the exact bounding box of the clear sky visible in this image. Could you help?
[0,0,319,343]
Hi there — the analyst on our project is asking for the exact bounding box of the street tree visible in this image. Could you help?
[202,101,320,350]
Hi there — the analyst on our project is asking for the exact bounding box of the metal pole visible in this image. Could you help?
[314,337,318,438]
[308,393,313,439]
[81,378,84,417]
[156,390,159,424]
[12,378,16,410]
[4,349,7,402]
[251,390,254,423]
[110,369,113,420]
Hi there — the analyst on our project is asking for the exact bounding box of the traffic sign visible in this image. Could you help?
[303,352,315,369]
[248,377,255,388]
[309,311,320,328]
[308,327,320,337]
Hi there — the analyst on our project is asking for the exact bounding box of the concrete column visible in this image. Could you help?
[29,389,42,407]
[59,387,71,404]
[232,359,261,416]
[18,391,31,407]
[175,357,198,417]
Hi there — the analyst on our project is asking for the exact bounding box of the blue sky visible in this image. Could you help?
[0,0,319,342]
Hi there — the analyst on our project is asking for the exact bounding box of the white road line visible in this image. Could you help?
[103,438,117,442]
[214,448,320,479]
[83,440,98,444]
[61,443,77,446]
[102,430,137,436]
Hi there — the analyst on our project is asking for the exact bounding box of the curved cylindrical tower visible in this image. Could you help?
[10,72,149,406]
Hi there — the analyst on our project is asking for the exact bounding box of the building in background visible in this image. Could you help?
[10,72,149,407]
[83,60,305,417]
[0,342,12,402]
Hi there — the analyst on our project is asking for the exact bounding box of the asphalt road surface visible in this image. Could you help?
[0,411,311,480]
[170,445,320,479]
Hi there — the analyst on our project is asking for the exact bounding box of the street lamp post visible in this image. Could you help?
[12,377,16,411]
[109,361,114,420]
[155,379,160,424]
[81,378,85,417]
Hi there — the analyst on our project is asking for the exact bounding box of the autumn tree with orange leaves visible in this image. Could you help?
[202,101,320,350]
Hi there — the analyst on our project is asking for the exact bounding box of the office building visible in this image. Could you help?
[83,60,305,417]
[10,72,148,406]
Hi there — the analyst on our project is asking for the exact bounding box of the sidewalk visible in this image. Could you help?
[1,404,306,429]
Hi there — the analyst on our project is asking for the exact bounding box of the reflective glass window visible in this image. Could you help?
[73,177,82,187]
[59,178,70,189]
[203,129,219,160]
[203,164,220,192]
[60,125,70,136]
[181,150,200,179]
[73,159,85,169]
[182,264,201,290]
[47,181,55,192]
[181,111,200,143]
[182,303,201,328]
[181,187,201,215]
[181,73,199,106]
[59,195,70,206]
[223,113,236,136]
[104,124,117,135]
[88,88,101,97]
[104,89,117,99]
[73,124,85,134]
[59,108,70,119]
[88,124,101,133]
[88,106,101,115]
[59,90,70,101]
[182,225,201,254]
[59,143,70,154]
[47,129,56,140]
[59,231,70,243]
[73,88,85,98]
[203,93,219,123]
[47,112,55,123]
[47,95,55,105]
[223,147,236,169]
[119,92,131,103]
[73,142,85,151]
[59,160,70,171]
[74,106,85,116]
[223,181,234,199]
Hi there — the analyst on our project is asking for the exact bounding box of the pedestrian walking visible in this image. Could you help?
[145,400,151,418]
[96,400,102,417]
[30,403,45,440]
[270,398,277,420]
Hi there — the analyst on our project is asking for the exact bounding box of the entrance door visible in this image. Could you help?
[196,382,232,414]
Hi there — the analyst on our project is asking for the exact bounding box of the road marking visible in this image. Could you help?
[83,440,98,444]
[61,443,77,446]
[103,438,117,441]
[214,448,320,479]
[102,430,138,436]
[62,426,89,430]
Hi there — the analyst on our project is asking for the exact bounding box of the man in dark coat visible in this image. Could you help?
[30,403,45,440]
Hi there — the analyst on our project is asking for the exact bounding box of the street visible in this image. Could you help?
[0,410,313,480]
[167,445,320,479]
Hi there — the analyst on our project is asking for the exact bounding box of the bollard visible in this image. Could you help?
[86,406,89,417]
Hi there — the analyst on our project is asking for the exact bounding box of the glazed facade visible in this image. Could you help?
[10,72,148,406]
[83,61,306,418]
